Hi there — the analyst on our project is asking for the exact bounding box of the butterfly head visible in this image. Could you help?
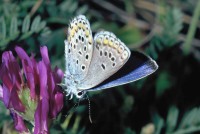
[64,84,86,99]
[64,74,86,99]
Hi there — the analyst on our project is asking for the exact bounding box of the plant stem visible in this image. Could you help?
[61,113,73,129]
[182,1,200,55]
[30,0,43,16]
[171,126,200,134]
[72,116,81,134]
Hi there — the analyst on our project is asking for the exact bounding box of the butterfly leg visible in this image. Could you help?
[57,83,66,87]
[69,94,73,100]
[65,88,71,96]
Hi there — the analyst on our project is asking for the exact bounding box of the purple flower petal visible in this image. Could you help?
[15,46,32,66]
[34,99,49,134]
[0,65,13,91]
[10,86,25,112]
[48,73,61,118]
[0,85,3,101]
[12,112,28,133]
[23,60,36,98]
[40,46,50,67]
[51,92,63,118]
[2,84,11,108]
[31,58,40,90]
[48,67,64,118]
[2,51,15,67]
[7,60,23,90]
[15,47,33,81]
[1,51,22,90]
[34,61,50,134]
[2,84,25,112]
[38,61,48,98]
[15,47,38,98]
[54,67,64,83]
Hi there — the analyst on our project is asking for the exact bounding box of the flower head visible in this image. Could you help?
[0,46,64,133]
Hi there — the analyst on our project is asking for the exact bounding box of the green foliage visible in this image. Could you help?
[46,0,88,24]
[156,71,173,97]
[0,102,11,128]
[152,106,200,134]
[0,2,50,50]
[152,112,164,134]
[117,24,143,46]
[166,106,179,133]
[159,7,183,46]
[177,107,200,133]
[146,6,183,59]
[124,127,136,134]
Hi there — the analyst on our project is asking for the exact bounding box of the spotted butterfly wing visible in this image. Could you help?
[78,31,131,90]
[65,15,93,82]
[88,51,158,91]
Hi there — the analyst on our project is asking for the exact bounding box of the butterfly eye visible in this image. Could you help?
[78,92,82,96]
[77,91,85,98]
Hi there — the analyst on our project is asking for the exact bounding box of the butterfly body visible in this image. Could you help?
[64,15,158,99]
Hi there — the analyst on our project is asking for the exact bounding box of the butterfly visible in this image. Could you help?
[63,15,158,99]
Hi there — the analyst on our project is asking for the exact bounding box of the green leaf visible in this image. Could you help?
[31,15,41,32]
[76,5,88,15]
[0,102,12,127]
[71,116,81,134]
[0,40,9,49]
[152,113,164,134]
[9,16,19,40]
[60,0,72,11]
[154,36,163,51]
[22,15,30,33]
[117,24,142,46]
[125,127,136,134]
[20,1,35,9]
[156,71,173,97]
[166,106,179,132]
[161,7,183,46]
[172,107,200,134]
[0,17,6,40]
[45,29,65,56]
[149,42,158,59]
[41,27,51,37]
[121,95,134,114]
[68,1,78,13]
[3,3,10,17]
[124,0,134,13]
[37,21,46,32]
[19,31,33,40]
[147,6,183,59]
[179,107,200,129]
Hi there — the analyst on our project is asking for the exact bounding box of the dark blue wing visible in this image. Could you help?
[88,51,158,91]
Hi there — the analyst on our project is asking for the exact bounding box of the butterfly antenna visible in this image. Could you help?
[85,93,92,123]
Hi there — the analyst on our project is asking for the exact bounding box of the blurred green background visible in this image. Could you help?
[1,0,200,134]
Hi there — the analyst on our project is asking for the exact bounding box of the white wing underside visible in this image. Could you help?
[65,15,93,82]
[78,31,131,89]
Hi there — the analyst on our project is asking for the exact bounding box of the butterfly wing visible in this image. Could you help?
[88,51,158,91]
[65,15,93,81]
[78,31,131,89]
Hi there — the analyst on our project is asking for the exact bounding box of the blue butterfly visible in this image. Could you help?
[63,15,158,99]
